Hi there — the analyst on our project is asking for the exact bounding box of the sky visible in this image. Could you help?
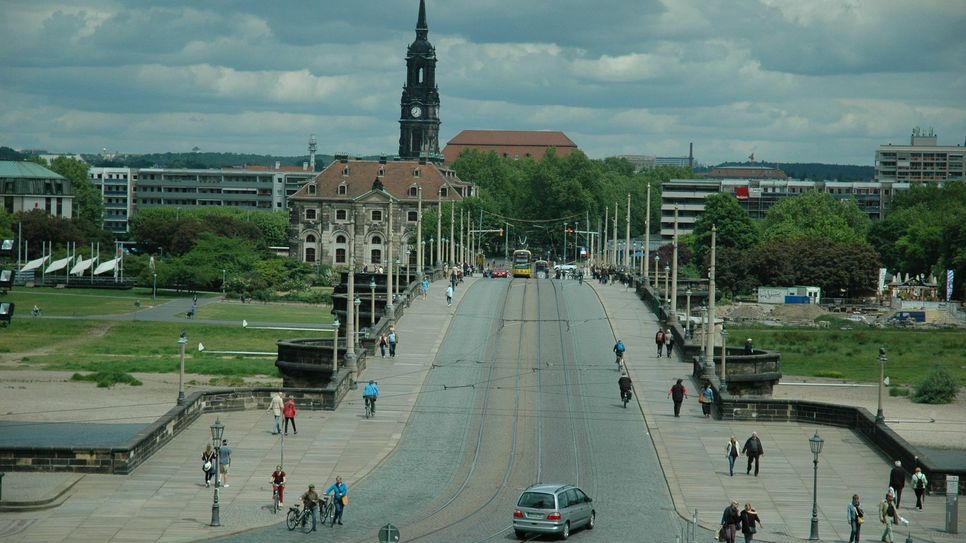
[1,0,964,166]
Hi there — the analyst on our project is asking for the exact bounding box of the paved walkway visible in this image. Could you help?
[589,280,963,543]
[0,276,472,542]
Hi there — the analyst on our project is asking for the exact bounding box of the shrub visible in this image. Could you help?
[814,370,844,378]
[911,367,959,404]
[71,371,143,388]
[889,386,910,397]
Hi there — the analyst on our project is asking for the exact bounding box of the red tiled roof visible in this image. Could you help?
[289,159,471,201]
[447,130,577,148]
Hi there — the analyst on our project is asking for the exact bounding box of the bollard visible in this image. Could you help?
[0,472,4,502]
[947,475,959,534]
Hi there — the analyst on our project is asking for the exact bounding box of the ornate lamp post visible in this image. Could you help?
[808,431,825,540]
[428,237,434,268]
[686,287,693,338]
[331,318,340,373]
[209,417,225,527]
[406,249,411,285]
[720,326,729,391]
[369,278,377,326]
[222,269,226,295]
[395,257,400,298]
[153,272,158,301]
[353,297,361,347]
[177,330,187,405]
[653,254,661,288]
[664,264,670,306]
[875,346,887,423]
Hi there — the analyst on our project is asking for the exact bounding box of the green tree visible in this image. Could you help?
[691,193,760,265]
[40,156,105,227]
[761,191,870,244]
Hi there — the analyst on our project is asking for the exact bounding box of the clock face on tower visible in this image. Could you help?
[410,105,422,119]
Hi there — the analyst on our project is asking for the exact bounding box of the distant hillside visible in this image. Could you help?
[84,152,336,171]
[704,161,874,181]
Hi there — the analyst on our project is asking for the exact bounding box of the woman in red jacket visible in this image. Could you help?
[283,398,297,435]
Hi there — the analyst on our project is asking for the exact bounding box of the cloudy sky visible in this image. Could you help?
[1,0,964,165]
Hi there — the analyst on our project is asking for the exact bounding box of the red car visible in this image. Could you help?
[491,268,509,278]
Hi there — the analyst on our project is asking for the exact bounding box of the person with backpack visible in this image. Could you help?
[655,328,665,357]
[667,378,688,417]
[911,467,928,510]
[613,339,625,366]
[378,334,388,357]
[664,329,675,358]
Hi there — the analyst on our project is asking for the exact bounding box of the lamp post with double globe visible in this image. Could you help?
[210,417,225,527]
[369,278,377,326]
[808,431,825,540]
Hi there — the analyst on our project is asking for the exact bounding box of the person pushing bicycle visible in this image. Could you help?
[300,484,321,532]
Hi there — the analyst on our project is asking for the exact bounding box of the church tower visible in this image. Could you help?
[398,0,441,162]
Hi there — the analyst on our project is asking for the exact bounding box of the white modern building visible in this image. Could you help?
[89,167,136,235]
[875,128,965,183]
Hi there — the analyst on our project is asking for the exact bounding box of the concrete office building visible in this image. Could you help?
[875,128,965,183]
[660,178,909,241]
[89,167,136,235]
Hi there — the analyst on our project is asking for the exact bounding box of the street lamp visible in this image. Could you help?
[808,431,825,540]
[875,346,887,424]
[654,254,661,288]
[720,326,729,392]
[152,272,158,301]
[331,317,340,373]
[686,287,693,338]
[368,278,377,325]
[395,257,400,298]
[406,250,411,285]
[209,417,225,527]
[353,296,361,347]
[177,330,187,405]
[421,241,426,271]
[222,269,226,295]
[429,237,434,268]
[664,264,670,301]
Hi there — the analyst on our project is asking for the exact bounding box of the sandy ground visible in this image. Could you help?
[0,367,961,450]
[0,369,281,424]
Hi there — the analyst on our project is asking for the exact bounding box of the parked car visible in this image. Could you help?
[887,311,926,325]
[512,483,595,540]
[491,268,509,278]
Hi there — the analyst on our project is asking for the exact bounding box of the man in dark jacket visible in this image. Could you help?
[618,372,633,405]
[720,500,742,543]
[742,432,764,476]
[889,460,906,507]
[667,378,688,417]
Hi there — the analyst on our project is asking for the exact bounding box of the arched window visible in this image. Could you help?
[336,235,347,244]
[334,234,348,265]
[306,234,316,243]
[371,236,382,245]
[417,67,423,84]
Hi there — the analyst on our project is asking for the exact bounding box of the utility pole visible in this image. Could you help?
[705,225,717,367]
[643,183,650,277]
[671,205,679,314]
[449,203,455,266]
[612,203,618,267]
[386,200,394,315]
[416,186,422,275]
[624,193,631,269]
[603,207,609,267]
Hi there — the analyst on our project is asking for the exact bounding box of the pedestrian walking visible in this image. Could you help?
[665,329,674,358]
[699,381,714,418]
[742,432,764,476]
[888,460,905,507]
[387,327,398,357]
[202,444,216,487]
[726,435,740,477]
[378,334,388,357]
[879,492,900,543]
[911,467,928,510]
[655,328,665,357]
[667,378,688,417]
[719,500,742,543]
[739,503,762,543]
[267,391,283,434]
[326,476,348,526]
[218,439,231,487]
[421,277,429,299]
[744,338,754,354]
[847,494,864,543]
[283,397,297,435]
[446,285,453,306]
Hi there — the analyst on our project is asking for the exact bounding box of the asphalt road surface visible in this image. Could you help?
[214,278,682,542]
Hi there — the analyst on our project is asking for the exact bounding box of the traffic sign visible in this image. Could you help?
[379,523,401,543]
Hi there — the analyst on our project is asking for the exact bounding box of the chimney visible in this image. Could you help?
[689,142,694,169]
[336,153,349,163]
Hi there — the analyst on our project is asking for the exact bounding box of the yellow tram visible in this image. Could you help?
[512,249,533,278]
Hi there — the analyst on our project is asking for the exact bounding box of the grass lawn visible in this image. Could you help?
[196,302,334,324]
[4,319,332,377]
[7,287,216,317]
[729,326,966,387]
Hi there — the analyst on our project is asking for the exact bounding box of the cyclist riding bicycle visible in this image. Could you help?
[618,372,633,404]
[363,380,379,414]
[613,339,626,364]
[270,464,286,507]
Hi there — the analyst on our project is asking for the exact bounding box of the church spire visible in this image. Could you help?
[416,0,428,40]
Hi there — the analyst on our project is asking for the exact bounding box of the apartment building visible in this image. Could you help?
[660,178,909,241]
[89,167,136,235]
[875,128,965,182]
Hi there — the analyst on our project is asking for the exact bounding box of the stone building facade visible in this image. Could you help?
[288,156,472,269]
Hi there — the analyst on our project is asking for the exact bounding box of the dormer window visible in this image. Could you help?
[338,183,347,195]
[371,210,383,222]
[342,166,349,176]
[413,169,420,178]
[308,184,316,195]
[409,186,418,197]
[439,187,448,197]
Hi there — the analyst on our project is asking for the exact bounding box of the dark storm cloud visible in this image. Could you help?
[0,0,963,164]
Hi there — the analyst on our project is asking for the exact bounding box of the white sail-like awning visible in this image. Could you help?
[20,255,49,272]
[45,255,74,274]
[94,258,120,275]
[70,257,96,276]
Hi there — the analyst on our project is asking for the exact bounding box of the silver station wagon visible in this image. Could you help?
[512,483,595,540]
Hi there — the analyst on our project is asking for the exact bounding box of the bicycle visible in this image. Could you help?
[364,396,375,419]
[286,503,316,533]
[319,496,333,524]
[621,388,632,408]
[615,351,624,368]
[272,483,284,514]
